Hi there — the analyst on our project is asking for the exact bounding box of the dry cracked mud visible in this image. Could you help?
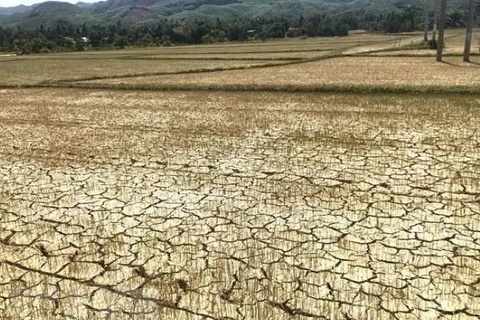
[0,89,479,319]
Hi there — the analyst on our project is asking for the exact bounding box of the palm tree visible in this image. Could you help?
[432,0,439,43]
[463,0,476,62]
[436,0,448,61]
[448,10,465,27]
[424,1,430,41]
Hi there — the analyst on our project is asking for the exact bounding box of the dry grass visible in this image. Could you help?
[1,32,480,320]
[443,29,480,54]
[364,29,478,57]
[341,33,425,54]
[81,56,480,90]
[135,39,379,55]
[0,32,414,63]
[0,58,273,85]
[0,88,479,319]
[132,50,333,61]
[0,89,478,151]
[0,32,433,88]
[102,34,404,55]
[366,49,436,56]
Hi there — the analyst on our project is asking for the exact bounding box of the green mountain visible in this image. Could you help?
[0,5,30,16]
[0,0,470,30]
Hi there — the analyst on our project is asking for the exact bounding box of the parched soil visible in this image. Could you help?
[0,89,479,319]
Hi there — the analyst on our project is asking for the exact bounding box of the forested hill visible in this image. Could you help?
[0,0,471,29]
[0,0,474,53]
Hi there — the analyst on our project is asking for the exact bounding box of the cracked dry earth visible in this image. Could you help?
[0,89,480,320]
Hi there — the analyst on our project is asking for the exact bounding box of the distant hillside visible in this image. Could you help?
[76,2,96,9]
[28,1,82,16]
[0,5,30,16]
[0,0,471,30]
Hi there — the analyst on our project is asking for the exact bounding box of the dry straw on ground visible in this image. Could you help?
[0,89,479,319]
[0,59,273,85]
[133,50,333,61]
[82,56,480,90]
[1,31,480,320]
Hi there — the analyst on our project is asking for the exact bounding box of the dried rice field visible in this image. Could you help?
[81,56,480,90]
[133,50,333,61]
[0,58,274,85]
[1,32,480,320]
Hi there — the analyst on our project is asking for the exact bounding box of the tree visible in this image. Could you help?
[88,26,105,47]
[0,28,6,52]
[417,0,437,46]
[436,0,448,61]
[432,1,438,42]
[401,5,419,31]
[1,27,13,52]
[424,3,429,41]
[190,20,210,44]
[114,35,129,49]
[463,0,476,61]
[447,10,464,28]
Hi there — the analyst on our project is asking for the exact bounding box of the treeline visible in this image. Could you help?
[347,5,473,33]
[0,5,472,54]
[0,16,348,54]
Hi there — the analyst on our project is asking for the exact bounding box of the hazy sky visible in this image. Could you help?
[1,0,98,7]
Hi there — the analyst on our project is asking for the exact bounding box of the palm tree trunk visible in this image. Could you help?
[463,0,476,62]
[436,0,448,62]
[433,2,438,43]
[424,4,429,42]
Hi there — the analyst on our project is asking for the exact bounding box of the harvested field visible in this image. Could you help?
[0,32,417,62]
[1,31,480,320]
[81,56,480,91]
[366,49,437,56]
[341,33,425,54]
[131,50,333,61]
[0,58,273,85]
[1,89,480,319]
[364,30,480,57]
[443,30,480,54]
[114,34,405,54]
